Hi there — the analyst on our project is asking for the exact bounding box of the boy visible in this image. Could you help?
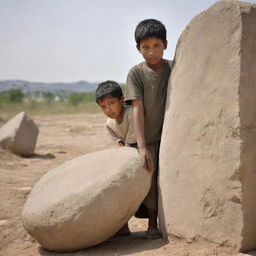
[95,80,136,147]
[95,80,136,236]
[125,19,172,239]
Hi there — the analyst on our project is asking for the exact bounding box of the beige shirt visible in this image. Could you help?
[125,59,171,145]
[105,105,136,144]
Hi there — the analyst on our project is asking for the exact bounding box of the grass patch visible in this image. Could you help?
[0,101,101,124]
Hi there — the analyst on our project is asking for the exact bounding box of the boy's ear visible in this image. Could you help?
[136,44,141,53]
[120,96,124,104]
[164,40,168,49]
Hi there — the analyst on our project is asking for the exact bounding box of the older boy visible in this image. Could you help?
[125,19,172,239]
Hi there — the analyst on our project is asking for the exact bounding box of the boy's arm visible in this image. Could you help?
[106,125,124,147]
[132,99,154,173]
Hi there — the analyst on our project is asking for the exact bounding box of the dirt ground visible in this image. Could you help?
[0,113,255,256]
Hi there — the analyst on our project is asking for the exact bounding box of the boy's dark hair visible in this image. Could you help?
[95,80,123,104]
[135,19,166,46]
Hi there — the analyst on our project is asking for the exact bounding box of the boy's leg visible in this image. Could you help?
[147,207,161,239]
[148,208,158,229]
[143,143,162,239]
[143,143,159,210]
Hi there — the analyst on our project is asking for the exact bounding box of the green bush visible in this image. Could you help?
[42,92,55,104]
[68,93,84,106]
[9,89,24,103]
[0,89,24,104]
[0,92,9,105]
[68,91,95,106]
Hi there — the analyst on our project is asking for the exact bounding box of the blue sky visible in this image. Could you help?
[0,0,255,83]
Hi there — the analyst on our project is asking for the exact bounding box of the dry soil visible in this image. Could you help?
[0,113,255,256]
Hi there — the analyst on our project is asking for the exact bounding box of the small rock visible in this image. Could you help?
[0,219,8,227]
[19,187,32,195]
[0,112,39,156]
[186,238,193,244]
[46,153,55,158]
[206,253,218,256]
[6,162,14,167]
[23,241,34,249]
[57,151,67,154]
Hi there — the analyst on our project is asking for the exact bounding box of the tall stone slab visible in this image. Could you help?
[159,0,256,252]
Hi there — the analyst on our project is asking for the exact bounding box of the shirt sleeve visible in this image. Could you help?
[125,66,143,102]
[105,124,123,143]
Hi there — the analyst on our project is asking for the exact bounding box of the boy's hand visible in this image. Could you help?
[138,147,154,174]
[118,141,125,147]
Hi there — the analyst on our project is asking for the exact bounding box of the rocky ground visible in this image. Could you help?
[0,113,255,256]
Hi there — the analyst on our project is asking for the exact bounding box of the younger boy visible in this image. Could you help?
[95,80,136,147]
[95,80,136,236]
[125,19,172,239]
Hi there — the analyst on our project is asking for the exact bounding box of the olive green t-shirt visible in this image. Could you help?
[125,59,171,145]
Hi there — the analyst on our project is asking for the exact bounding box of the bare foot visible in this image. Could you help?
[147,227,162,239]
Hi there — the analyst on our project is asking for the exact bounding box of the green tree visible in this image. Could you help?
[0,89,24,104]
[43,92,55,104]
[8,89,24,103]
[68,93,84,106]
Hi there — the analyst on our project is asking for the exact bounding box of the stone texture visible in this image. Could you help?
[0,112,39,156]
[158,0,256,252]
[0,219,8,227]
[22,147,151,252]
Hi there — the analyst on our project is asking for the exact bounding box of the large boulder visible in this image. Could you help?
[159,0,256,252]
[0,112,39,156]
[22,147,151,252]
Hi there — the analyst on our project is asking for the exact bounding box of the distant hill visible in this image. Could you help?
[0,80,98,93]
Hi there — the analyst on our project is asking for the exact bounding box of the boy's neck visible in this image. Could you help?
[116,105,124,124]
[146,59,164,73]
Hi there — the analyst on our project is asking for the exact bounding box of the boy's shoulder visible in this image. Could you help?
[127,61,145,75]
[125,59,172,101]
[128,59,172,74]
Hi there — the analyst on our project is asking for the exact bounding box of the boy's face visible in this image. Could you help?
[137,37,167,67]
[98,95,124,122]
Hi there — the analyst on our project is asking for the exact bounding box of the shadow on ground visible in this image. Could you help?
[246,250,256,256]
[28,153,56,160]
[38,232,167,256]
